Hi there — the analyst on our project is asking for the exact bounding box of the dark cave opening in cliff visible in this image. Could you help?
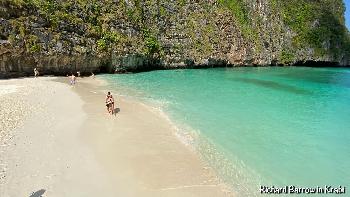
[294,60,341,67]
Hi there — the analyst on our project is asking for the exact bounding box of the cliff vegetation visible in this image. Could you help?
[0,0,349,77]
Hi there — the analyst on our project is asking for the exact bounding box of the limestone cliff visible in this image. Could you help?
[0,0,349,77]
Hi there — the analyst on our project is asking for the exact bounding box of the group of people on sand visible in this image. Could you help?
[67,72,116,115]
[67,72,117,115]
[67,71,95,86]
[33,67,115,115]
[34,67,95,81]
[67,71,114,115]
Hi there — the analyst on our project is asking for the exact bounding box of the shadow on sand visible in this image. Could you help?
[113,107,120,116]
[29,189,45,197]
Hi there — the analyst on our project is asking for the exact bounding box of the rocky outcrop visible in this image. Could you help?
[0,0,349,78]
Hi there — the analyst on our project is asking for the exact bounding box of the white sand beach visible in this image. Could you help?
[0,77,233,197]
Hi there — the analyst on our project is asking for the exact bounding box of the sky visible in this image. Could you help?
[346,0,350,30]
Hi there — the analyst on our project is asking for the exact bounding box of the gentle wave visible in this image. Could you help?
[100,67,350,196]
[106,84,265,196]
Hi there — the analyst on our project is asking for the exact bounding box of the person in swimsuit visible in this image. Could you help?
[110,94,115,114]
[34,68,39,78]
[105,92,115,114]
[70,74,76,85]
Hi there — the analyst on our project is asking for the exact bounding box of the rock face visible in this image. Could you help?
[0,0,349,77]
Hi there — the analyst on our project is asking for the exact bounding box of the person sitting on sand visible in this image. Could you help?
[105,92,115,114]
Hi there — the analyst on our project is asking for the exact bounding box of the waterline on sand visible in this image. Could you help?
[102,76,260,196]
[101,67,350,196]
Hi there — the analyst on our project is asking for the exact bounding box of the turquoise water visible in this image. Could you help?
[101,67,350,196]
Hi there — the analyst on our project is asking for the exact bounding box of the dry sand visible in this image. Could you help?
[0,76,233,197]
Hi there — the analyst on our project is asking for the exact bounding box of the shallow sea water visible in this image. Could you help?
[102,67,350,196]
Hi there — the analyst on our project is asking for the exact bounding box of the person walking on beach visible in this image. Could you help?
[70,74,76,85]
[77,71,81,77]
[34,68,39,78]
[105,92,115,114]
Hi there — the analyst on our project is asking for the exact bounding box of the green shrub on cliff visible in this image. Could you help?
[97,39,107,51]
[25,34,40,53]
[0,0,349,66]
[218,0,248,26]
[281,0,349,58]
[280,50,295,64]
[97,31,123,52]
[217,0,260,44]
[142,28,161,56]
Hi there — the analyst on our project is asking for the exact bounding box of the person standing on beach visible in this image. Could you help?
[77,71,81,77]
[34,68,39,78]
[70,74,76,85]
[105,92,115,114]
